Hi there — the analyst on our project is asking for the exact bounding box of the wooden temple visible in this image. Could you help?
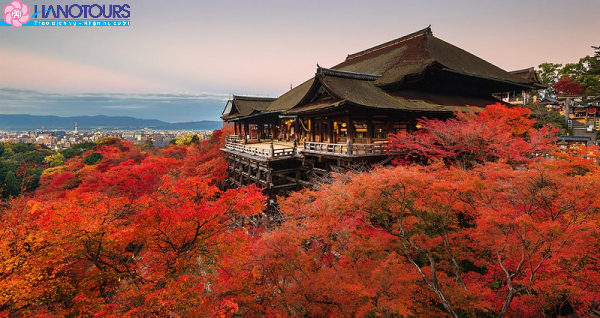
[221,26,540,200]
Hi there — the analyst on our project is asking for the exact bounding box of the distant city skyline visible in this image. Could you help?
[1,0,599,121]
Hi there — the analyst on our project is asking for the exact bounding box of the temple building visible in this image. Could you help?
[221,26,540,199]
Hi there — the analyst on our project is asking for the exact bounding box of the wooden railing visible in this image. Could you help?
[224,136,388,159]
[302,141,387,157]
[271,146,296,158]
[227,135,242,143]
[226,135,268,144]
[224,141,296,160]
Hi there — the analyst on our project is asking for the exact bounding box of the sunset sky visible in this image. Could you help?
[1,0,599,122]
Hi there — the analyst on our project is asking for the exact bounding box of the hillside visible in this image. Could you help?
[0,114,222,130]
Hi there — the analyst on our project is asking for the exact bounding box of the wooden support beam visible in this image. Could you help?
[271,168,301,175]
[267,171,273,189]
[281,175,301,184]
[295,168,301,187]
[298,180,313,187]
[271,183,300,190]
[313,167,327,175]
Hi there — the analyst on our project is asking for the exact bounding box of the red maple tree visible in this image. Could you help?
[553,76,586,95]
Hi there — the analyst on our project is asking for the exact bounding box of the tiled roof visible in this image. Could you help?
[333,26,532,88]
[225,26,536,120]
[222,95,276,120]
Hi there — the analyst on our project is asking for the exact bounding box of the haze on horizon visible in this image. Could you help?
[0,0,598,122]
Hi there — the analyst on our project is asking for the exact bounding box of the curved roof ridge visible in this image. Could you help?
[509,67,535,74]
[232,95,277,101]
[345,25,432,61]
[317,66,380,81]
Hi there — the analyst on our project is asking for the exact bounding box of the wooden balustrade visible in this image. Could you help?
[225,138,388,159]
[224,141,296,160]
[302,141,387,157]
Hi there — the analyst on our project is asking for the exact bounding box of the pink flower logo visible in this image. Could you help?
[4,0,29,28]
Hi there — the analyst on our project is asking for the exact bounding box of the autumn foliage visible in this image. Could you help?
[0,130,266,317]
[386,103,557,169]
[244,160,600,317]
[552,76,587,95]
[2,105,600,318]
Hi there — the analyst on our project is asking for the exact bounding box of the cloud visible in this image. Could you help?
[0,47,175,93]
[0,88,230,122]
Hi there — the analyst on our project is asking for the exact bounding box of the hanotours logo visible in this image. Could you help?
[34,4,130,19]
[3,0,30,28]
[2,0,130,28]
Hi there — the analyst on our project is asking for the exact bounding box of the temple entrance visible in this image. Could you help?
[333,120,348,143]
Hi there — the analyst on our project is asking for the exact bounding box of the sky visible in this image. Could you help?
[1,0,599,122]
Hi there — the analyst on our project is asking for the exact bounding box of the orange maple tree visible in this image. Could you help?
[225,105,600,317]
[0,130,265,317]
[2,106,600,318]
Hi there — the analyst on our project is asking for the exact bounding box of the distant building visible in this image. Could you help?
[500,67,546,105]
[564,101,600,145]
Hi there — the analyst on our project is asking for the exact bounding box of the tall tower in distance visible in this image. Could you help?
[74,122,78,134]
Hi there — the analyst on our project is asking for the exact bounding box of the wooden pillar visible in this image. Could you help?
[310,119,315,142]
[367,116,373,144]
[257,123,263,142]
[304,119,308,142]
[318,119,324,142]
[237,158,242,185]
[246,159,252,183]
[347,117,354,144]
[267,169,273,190]
[328,118,333,143]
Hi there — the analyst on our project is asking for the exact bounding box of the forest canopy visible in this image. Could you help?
[1,105,600,317]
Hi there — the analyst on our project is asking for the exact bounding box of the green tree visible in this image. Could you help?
[537,62,562,86]
[61,142,95,159]
[536,63,562,97]
[539,50,600,101]
[82,153,103,165]
[560,60,587,79]
[3,170,19,198]
[142,139,154,150]
[527,104,567,133]
[590,46,600,75]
